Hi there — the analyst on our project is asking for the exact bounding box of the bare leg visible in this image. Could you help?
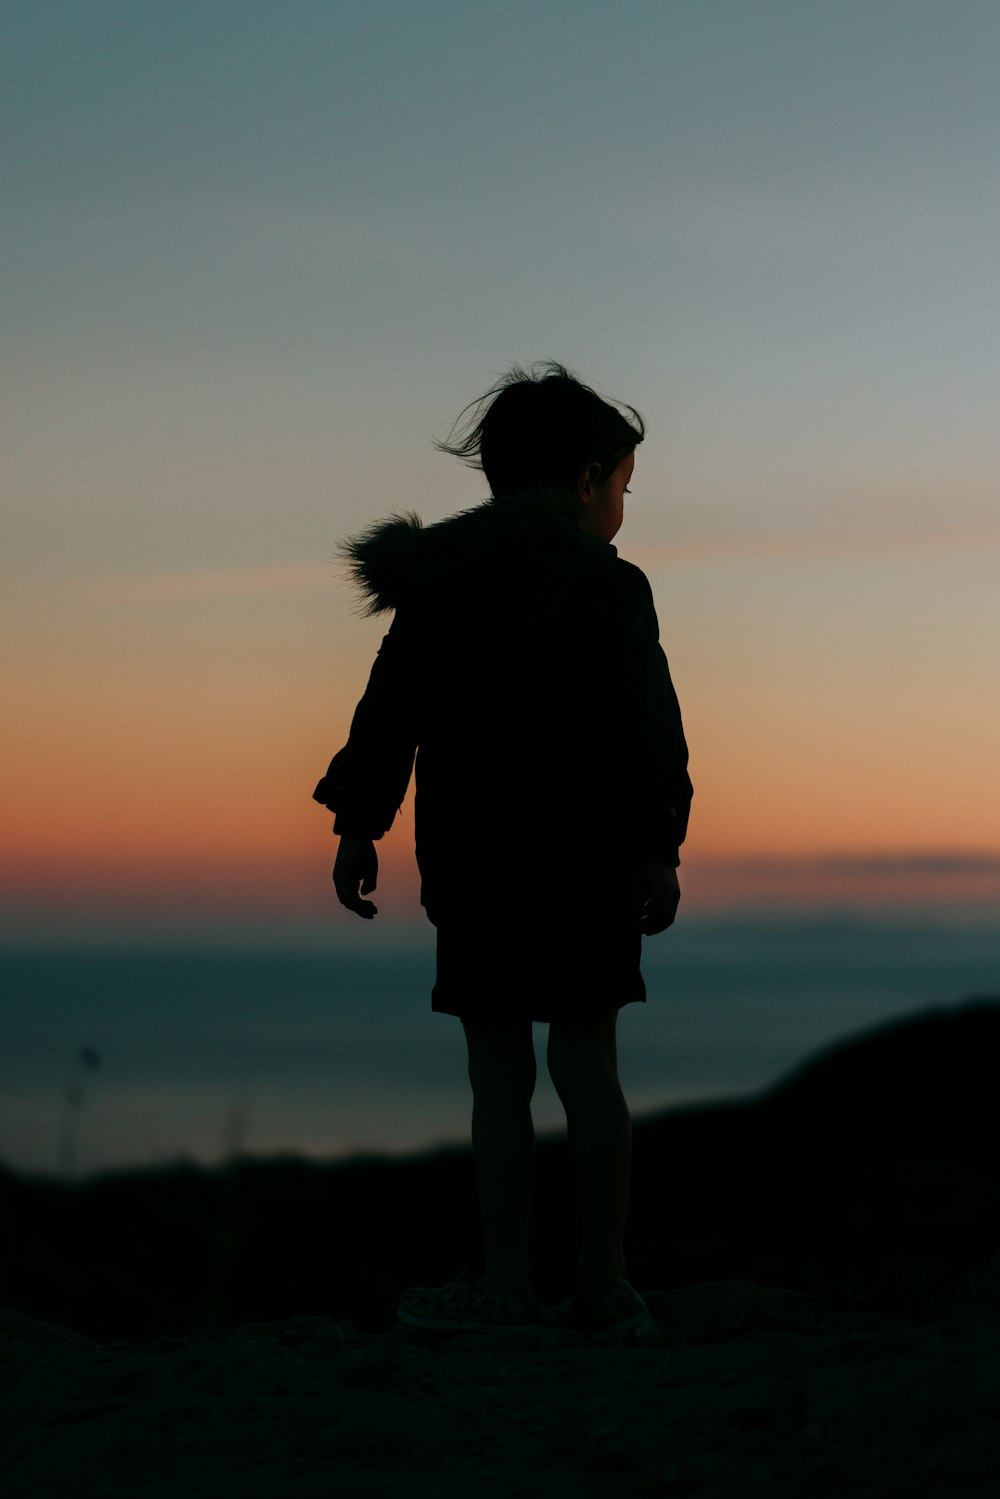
[461,1018,537,1288]
[547,1009,631,1292]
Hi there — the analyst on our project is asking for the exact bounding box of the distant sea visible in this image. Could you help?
[3,915,999,1180]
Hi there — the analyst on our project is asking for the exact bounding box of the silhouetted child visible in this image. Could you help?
[313,361,692,1332]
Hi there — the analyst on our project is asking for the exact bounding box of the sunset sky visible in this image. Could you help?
[4,0,999,943]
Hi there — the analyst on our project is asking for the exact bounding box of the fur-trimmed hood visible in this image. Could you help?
[336,489,619,617]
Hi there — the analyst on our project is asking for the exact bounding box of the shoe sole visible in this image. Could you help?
[397,1307,539,1331]
[550,1308,648,1333]
[551,1286,650,1334]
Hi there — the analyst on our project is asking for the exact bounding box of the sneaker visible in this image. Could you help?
[552,1277,649,1334]
[397,1265,539,1331]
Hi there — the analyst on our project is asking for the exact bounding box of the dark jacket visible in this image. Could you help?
[313,491,692,927]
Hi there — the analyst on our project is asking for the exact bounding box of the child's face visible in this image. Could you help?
[578,451,634,544]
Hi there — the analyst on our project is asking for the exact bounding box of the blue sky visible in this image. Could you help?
[8,0,999,573]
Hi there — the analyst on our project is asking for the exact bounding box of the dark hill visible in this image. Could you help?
[757,994,1000,1149]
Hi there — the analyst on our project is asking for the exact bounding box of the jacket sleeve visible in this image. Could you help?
[312,611,419,840]
[602,563,692,866]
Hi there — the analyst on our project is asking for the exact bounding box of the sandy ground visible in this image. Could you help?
[4,1268,1000,1498]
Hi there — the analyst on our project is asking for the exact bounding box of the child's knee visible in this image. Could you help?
[464,1019,537,1096]
[546,1010,618,1091]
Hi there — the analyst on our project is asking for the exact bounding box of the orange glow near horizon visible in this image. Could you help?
[5,664,999,925]
[5,694,996,880]
[4,541,998,937]
[5,781,1000,939]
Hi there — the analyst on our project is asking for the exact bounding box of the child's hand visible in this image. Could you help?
[333,835,379,919]
[636,863,680,934]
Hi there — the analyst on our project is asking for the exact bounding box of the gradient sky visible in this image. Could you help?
[4,0,999,942]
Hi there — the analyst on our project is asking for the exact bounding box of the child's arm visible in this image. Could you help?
[604,563,693,870]
[333,834,379,920]
[313,611,419,912]
[638,861,681,935]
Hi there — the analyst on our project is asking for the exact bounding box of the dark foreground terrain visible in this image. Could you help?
[2,997,999,1496]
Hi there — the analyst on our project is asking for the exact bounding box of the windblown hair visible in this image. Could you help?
[434,361,645,511]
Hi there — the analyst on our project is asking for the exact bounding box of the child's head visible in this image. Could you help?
[435,361,645,517]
